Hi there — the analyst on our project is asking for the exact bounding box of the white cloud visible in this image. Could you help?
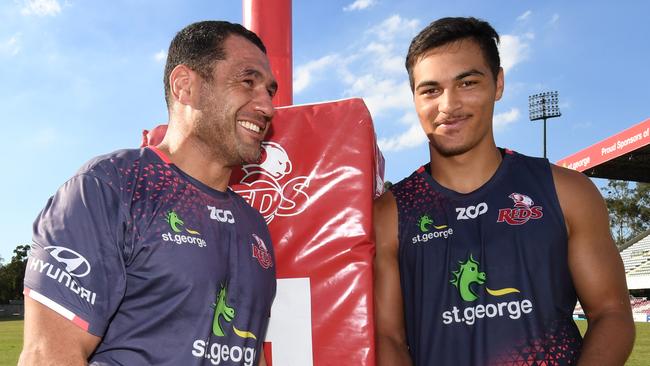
[378,113,427,152]
[494,108,520,130]
[293,54,340,93]
[343,0,376,12]
[0,34,21,56]
[20,0,62,16]
[364,42,404,74]
[517,10,532,22]
[367,14,420,42]
[499,33,533,73]
[153,50,167,62]
[549,14,560,25]
[346,75,412,117]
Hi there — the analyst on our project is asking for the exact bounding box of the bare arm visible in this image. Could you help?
[18,296,101,366]
[373,192,413,366]
[553,166,635,365]
[259,347,267,366]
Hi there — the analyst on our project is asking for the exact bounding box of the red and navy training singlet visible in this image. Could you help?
[390,149,582,365]
[24,147,276,366]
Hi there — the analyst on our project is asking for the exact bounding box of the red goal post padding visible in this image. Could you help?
[142,98,383,365]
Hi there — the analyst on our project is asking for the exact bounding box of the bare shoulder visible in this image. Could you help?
[550,164,608,235]
[374,190,397,218]
[374,191,398,241]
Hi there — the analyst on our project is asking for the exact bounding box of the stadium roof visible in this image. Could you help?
[556,117,650,183]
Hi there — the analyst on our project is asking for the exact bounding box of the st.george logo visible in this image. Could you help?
[443,253,533,326]
[211,284,257,339]
[496,193,543,225]
[234,142,311,224]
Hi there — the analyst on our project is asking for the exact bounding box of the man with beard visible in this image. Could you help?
[20,21,277,366]
[374,17,634,365]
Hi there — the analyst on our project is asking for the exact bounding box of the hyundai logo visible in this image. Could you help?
[44,246,91,277]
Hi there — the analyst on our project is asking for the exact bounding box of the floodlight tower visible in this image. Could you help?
[528,91,561,159]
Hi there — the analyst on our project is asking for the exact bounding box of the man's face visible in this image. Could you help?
[194,35,277,166]
[412,38,503,157]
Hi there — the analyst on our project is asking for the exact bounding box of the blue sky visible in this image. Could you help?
[1,0,649,262]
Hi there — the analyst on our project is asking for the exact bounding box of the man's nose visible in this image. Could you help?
[438,89,461,114]
[254,89,275,120]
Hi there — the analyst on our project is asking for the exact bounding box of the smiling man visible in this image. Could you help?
[374,17,634,365]
[20,21,277,366]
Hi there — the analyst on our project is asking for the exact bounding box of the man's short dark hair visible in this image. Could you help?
[405,17,500,91]
[164,20,267,108]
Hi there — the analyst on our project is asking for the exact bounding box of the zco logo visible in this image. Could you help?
[192,284,257,365]
[207,206,235,224]
[442,253,533,325]
[456,202,488,220]
[44,246,91,277]
[251,234,273,269]
[411,215,453,243]
[162,211,206,248]
[234,142,311,224]
[497,193,543,226]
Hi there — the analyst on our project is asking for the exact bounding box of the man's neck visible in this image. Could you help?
[428,140,502,194]
[156,125,232,192]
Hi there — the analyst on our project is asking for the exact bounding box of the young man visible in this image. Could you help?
[19,21,277,365]
[374,17,634,365]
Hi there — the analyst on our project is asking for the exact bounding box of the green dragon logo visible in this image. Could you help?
[418,214,448,233]
[450,254,486,301]
[450,253,520,302]
[211,284,257,339]
[165,211,200,235]
[212,284,235,336]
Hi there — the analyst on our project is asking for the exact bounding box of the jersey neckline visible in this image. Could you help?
[418,147,515,200]
[144,146,233,201]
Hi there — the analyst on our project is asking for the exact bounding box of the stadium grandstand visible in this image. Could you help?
[560,118,650,323]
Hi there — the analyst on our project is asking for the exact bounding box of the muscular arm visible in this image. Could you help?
[373,192,413,365]
[18,296,101,366]
[553,166,635,365]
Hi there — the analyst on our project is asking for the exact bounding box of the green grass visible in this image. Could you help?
[576,320,650,366]
[0,319,23,366]
[0,319,648,365]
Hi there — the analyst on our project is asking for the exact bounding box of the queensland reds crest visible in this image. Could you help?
[234,142,311,223]
[497,192,543,225]
[251,234,273,269]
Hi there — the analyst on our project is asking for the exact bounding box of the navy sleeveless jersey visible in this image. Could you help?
[390,149,582,365]
[24,147,276,366]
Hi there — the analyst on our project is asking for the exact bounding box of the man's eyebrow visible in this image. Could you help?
[415,69,486,90]
[240,68,278,91]
[455,69,485,80]
[415,80,440,90]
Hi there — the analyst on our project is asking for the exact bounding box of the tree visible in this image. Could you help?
[0,244,30,303]
[601,180,650,246]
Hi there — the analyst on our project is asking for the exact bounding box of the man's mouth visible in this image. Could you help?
[436,115,470,126]
[238,120,262,133]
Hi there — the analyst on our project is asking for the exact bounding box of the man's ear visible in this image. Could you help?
[495,67,505,101]
[169,64,198,106]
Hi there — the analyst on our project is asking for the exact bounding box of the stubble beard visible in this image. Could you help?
[428,133,476,157]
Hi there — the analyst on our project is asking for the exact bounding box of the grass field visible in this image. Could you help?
[0,319,23,366]
[0,319,648,365]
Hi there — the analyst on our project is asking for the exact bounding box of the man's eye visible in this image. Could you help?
[422,88,439,96]
[461,80,477,87]
[243,79,254,87]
